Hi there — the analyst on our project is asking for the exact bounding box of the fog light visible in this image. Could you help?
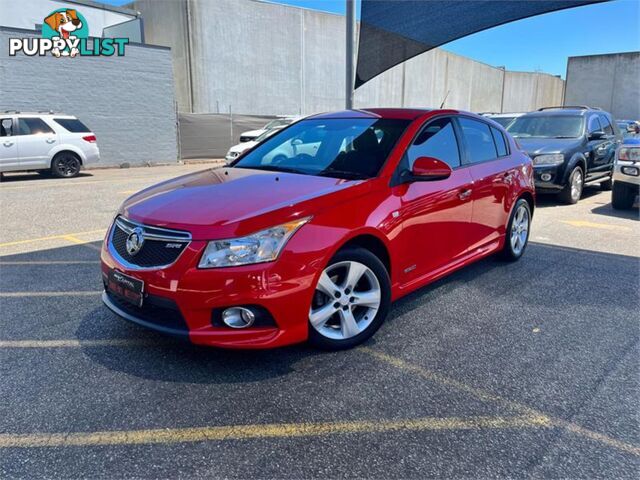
[540,173,552,182]
[621,166,639,176]
[222,307,255,328]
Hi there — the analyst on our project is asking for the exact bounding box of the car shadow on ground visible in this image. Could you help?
[0,171,94,182]
[535,185,603,208]
[2,239,637,388]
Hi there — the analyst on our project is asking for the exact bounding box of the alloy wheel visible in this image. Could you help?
[510,203,530,256]
[309,260,381,340]
[570,169,583,202]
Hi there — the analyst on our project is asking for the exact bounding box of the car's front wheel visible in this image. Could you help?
[51,152,81,178]
[308,248,390,350]
[559,166,583,204]
[612,182,637,210]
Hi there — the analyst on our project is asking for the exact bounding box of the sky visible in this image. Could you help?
[104,0,639,78]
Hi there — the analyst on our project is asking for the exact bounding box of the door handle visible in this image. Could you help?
[3,141,13,147]
[458,188,472,200]
[45,138,56,144]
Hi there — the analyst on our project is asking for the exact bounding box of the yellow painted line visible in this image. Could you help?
[62,235,103,252]
[362,348,640,456]
[0,261,100,265]
[0,339,164,348]
[561,220,631,231]
[0,230,104,248]
[0,415,548,448]
[0,291,102,298]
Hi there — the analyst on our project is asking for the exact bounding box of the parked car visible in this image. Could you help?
[506,106,622,204]
[482,112,525,128]
[225,127,282,163]
[102,108,534,350]
[0,111,99,178]
[612,137,640,210]
[239,116,299,142]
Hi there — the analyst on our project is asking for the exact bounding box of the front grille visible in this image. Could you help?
[105,289,188,334]
[109,216,191,269]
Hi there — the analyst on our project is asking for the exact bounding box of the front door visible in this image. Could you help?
[0,117,19,171]
[394,116,473,286]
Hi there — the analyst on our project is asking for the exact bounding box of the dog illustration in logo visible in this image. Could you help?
[44,9,82,57]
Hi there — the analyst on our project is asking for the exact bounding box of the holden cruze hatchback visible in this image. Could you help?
[102,109,535,350]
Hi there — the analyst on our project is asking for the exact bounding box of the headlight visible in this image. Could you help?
[198,217,311,268]
[533,154,564,166]
[618,147,640,162]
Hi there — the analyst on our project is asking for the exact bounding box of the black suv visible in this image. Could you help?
[507,106,623,204]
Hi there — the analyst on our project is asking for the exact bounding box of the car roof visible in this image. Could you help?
[484,112,525,117]
[5,112,76,119]
[308,108,449,121]
[519,109,591,117]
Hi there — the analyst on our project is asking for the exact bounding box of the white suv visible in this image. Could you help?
[0,112,100,178]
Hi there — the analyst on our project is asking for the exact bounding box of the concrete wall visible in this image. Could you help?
[0,27,178,167]
[134,0,564,116]
[565,52,640,119]
[0,0,137,37]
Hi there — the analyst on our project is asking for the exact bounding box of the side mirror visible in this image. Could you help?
[410,156,452,181]
[589,130,605,140]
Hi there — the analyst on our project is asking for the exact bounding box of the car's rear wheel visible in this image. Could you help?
[559,166,583,204]
[612,182,637,210]
[501,198,531,261]
[51,152,81,178]
[308,248,390,350]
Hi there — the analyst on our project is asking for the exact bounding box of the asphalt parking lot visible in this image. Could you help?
[0,165,638,479]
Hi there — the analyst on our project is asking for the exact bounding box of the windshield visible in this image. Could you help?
[507,115,584,139]
[232,118,410,179]
[264,118,293,130]
[490,116,516,128]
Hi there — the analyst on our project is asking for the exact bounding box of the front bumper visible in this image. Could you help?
[532,165,564,191]
[613,161,640,187]
[100,226,324,349]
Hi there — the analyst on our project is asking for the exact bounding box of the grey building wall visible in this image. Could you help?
[0,27,178,167]
[565,52,640,119]
[133,0,565,116]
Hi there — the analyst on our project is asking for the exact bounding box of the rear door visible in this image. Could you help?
[15,117,58,169]
[395,116,474,285]
[0,117,19,171]
[457,117,514,253]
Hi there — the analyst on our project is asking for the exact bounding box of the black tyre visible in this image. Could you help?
[558,166,583,204]
[308,247,391,350]
[600,177,613,191]
[611,182,636,210]
[51,152,81,178]
[500,198,531,262]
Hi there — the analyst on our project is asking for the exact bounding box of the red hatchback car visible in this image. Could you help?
[101,109,535,350]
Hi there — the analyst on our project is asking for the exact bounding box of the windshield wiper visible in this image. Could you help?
[235,165,306,175]
[553,136,577,139]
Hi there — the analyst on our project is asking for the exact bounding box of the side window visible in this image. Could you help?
[0,118,12,137]
[588,115,602,134]
[459,118,497,163]
[490,126,508,157]
[598,114,614,135]
[406,117,460,169]
[17,118,54,136]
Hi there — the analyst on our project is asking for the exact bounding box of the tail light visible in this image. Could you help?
[82,135,97,143]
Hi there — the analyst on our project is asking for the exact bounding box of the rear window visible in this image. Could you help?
[53,118,91,133]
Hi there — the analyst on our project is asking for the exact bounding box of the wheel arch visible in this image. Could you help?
[518,191,535,217]
[564,152,587,184]
[49,146,85,167]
